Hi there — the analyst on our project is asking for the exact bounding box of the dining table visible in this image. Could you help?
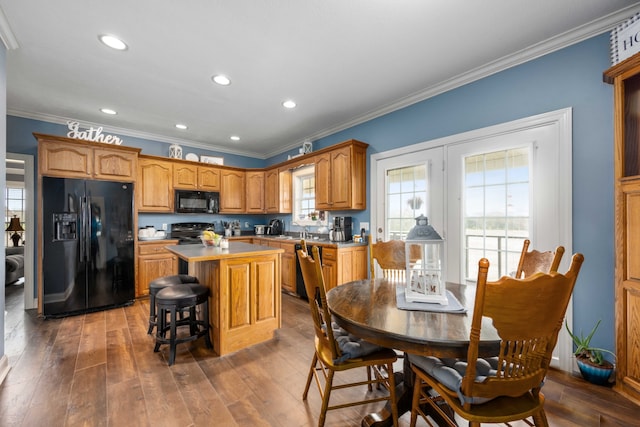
[326,278,501,427]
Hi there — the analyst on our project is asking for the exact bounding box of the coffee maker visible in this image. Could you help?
[331,216,353,242]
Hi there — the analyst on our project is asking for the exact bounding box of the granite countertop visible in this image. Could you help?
[165,241,284,262]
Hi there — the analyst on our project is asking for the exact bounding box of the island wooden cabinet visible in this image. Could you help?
[220,168,245,213]
[604,53,640,404]
[36,133,139,181]
[138,156,174,212]
[315,140,367,210]
[136,240,179,297]
[245,170,265,213]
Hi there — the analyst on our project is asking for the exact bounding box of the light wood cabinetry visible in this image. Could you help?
[315,140,367,210]
[279,241,297,294]
[321,247,338,291]
[172,161,221,191]
[264,167,292,213]
[245,170,265,213]
[220,168,246,213]
[36,133,139,181]
[605,55,640,404]
[337,245,368,286]
[136,240,179,297]
[137,156,174,212]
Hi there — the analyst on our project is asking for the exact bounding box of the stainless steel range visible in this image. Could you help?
[170,222,217,245]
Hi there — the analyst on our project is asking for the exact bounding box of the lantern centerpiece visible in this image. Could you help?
[405,215,448,305]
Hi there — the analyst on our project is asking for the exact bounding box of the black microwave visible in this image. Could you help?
[175,190,219,214]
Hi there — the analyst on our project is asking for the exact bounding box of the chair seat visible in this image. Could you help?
[155,283,208,307]
[147,274,199,335]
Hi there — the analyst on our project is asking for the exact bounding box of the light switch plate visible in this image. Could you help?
[360,222,369,231]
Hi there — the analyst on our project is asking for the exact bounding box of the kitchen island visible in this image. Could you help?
[165,242,284,356]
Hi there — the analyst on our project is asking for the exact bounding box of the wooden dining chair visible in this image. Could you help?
[409,253,584,427]
[297,245,399,427]
[514,239,565,279]
[369,235,421,281]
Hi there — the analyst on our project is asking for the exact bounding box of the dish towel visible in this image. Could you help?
[396,286,467,313]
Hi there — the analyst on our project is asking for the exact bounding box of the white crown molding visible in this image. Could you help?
[0,6,18,50]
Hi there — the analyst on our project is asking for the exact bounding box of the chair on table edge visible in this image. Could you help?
[514,239,565,279]
[296,243,399,427]
[408,253,584,427]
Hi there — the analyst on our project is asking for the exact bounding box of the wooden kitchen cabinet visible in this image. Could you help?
[264,167,292,213]
[173,161,221,192]
[321,247,338,291]
[604,54,640,404]
[315,140,367,210]
[220,168,245,213]
[138,156,174,212]
[173,162,198,189]
[279,241,297,294]
[337,245,368,285]
[36,133,139,181]
[136,240,179,297]
[245,170,265,213]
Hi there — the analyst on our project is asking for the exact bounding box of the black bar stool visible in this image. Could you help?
[153,283,213,366]
[147,274,199,334]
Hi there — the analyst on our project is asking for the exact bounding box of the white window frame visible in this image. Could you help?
[291,165,328,227]
[371,108,573,371]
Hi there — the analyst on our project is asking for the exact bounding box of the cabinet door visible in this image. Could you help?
[321,247,338,291]
[281,248,296,293]
[264,168,280,213]
[138,158,173,212]
[220,169,246,213]
[137,253,178,297]
[352,245,368,281]
[199,166,221,191]
[173,163,198,189]
[93,148,137,181]
[39,141,93,178]
[245,170,265,213]
[337,249,354,285]
[315,153,331,210]
[330,146,352,209]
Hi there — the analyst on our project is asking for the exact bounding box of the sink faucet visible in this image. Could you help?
[300,226,310,239]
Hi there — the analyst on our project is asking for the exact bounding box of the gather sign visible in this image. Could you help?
[66,121,124,145]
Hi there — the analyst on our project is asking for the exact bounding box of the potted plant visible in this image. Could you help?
[565,319,616,385]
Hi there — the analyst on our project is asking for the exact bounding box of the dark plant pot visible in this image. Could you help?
[576,358,614,385]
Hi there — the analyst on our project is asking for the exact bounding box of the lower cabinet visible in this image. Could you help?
[279,241,297,294]
[321,247,338,291]
[136,240,179,297]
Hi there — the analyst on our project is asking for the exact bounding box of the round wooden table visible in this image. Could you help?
[326,279,501,427]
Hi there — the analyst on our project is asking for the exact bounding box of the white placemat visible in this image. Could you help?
[396,286,467,313]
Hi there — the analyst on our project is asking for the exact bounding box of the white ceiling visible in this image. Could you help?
[1,1,639,159]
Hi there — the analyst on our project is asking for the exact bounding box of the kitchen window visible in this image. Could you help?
[292,165,327,226]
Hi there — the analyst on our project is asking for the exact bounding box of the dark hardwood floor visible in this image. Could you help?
[1,282,639,426]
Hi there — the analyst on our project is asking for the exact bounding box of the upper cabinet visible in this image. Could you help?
[246,170,265,213]
[315,140,367,210]
[36,133,139,182]
[265,167,292,214]
[220,168,246,213]
[173,161,221,191]
[138,156,173,212]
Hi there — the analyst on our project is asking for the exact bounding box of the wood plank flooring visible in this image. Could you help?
[1,282,639,426]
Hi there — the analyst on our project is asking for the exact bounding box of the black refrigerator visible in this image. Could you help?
[42,177,135,317]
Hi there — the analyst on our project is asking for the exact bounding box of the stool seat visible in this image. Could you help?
[154,283,213,365]
[147,274,199,334]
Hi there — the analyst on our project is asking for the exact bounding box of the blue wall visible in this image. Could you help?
[272,34,616,355]
[7,34,616,354]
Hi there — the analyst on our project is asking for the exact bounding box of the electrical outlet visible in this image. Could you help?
[244,221,250,228]
[360,222,369,231]
[162,223,167,230]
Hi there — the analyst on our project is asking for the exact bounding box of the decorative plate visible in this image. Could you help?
[185,153,199,161]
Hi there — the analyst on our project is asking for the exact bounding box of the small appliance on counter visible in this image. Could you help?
[266,219,283,235]
[254,224,267,235]
[330,216,353,242]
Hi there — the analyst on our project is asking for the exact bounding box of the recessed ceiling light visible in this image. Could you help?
[100,108,117,115]
[98,34,128,51]
[230,135,240,141]
[282,100,296,109]
[175,124,188,130]
[212,75,231,86]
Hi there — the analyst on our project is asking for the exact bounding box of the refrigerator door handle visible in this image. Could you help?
[80,197,88,261]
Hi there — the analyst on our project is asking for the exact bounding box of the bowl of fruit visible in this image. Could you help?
[200,230,221,247]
